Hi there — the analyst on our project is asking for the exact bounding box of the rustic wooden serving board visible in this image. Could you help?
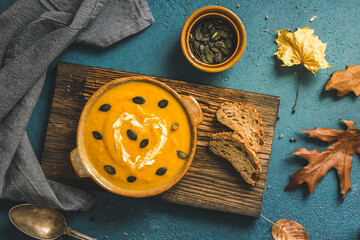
[41,62,280,218]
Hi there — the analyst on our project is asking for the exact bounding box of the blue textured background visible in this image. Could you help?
[1,0,359,239]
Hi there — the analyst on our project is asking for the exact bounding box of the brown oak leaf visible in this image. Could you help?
[285,119,360,199]
[272,219,310,240]
[325,65,360,97]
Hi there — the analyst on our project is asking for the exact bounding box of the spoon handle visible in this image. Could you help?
[66,227,97,240]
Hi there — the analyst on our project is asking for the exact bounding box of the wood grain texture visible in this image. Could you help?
[41,62,280,218]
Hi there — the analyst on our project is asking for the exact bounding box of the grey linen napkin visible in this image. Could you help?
[0,0,154,211]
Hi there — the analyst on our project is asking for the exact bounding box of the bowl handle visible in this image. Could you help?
[182,96,204,126]
[70,148,90,178]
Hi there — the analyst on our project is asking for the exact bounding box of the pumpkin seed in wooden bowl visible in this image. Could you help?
[189,18,236,65]
[181,6,247,73]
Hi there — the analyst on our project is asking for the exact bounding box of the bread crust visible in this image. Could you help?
[209,132,261,186]
[216,102,265,152]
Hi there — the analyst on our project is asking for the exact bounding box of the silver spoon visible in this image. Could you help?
[9,203,96,240]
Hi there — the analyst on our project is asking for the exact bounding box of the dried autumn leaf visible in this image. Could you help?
[272,219,310,240]
[285,119,359,199]
[325,65,360,97]
[274,26,332,110]
[274,25,332,74]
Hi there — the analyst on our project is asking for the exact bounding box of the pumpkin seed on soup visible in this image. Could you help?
[171,123,179,130]
[92,131,103,140]
[156,167,167,176]
[158,99,168,108]
[127,176,136,182]
[189,18,236,65]
[177,151,188,159]
[140,139,149,148]
[104,165,116,174]
[127,129,137,141]
[132,96,145,104]
[99,104,111,112]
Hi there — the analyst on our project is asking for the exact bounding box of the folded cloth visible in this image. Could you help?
[0,0,154,211]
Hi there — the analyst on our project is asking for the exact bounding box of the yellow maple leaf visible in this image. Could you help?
[274,25,332,75]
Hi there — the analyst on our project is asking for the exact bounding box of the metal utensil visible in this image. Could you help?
[9,204,96,240]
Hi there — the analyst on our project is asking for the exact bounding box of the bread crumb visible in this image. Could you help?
[123,233,128,236]
[267,185,271,189]
[310,16,317,22]
[265,29,268,32]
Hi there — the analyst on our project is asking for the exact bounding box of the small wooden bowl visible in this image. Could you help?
[181,6,247,73]
[70,76,203,198]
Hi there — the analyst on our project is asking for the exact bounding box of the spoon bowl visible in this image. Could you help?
[9,204,96,240]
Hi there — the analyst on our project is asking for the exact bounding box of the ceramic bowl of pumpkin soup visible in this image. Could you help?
[70,76,203,197]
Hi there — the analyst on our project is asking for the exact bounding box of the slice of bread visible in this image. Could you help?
[209,132,261,186]
[216,102,264,152]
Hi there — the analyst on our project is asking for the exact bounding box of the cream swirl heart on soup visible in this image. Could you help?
[113,112,167,169]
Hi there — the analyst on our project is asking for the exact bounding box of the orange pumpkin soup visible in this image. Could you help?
[83,81,191,191]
